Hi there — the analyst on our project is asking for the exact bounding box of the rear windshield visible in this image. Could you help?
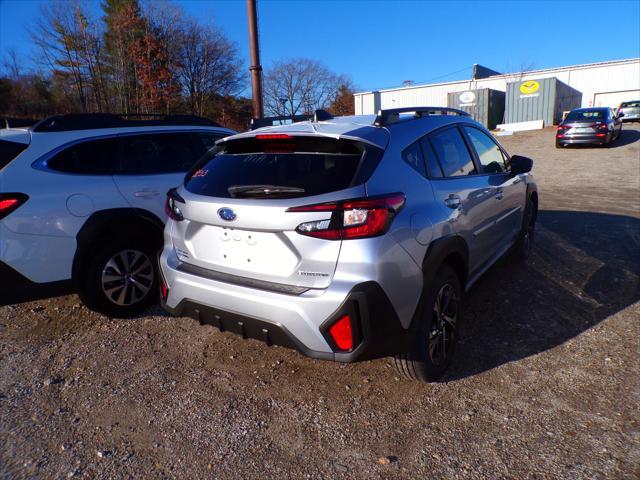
[0,140,28,170]
[565,110,607,123]
[621,101,640,108]
[185,136,382,199]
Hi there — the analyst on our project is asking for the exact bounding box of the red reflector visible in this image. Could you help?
[329,315,353,351]
[596,133,606,137]
[556,134,564,138]
[255,134,292,140]
[160,277,169,301]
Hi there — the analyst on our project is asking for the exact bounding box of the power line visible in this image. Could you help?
[358,66,473,92]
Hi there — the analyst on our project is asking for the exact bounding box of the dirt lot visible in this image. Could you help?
[1,125,639,479]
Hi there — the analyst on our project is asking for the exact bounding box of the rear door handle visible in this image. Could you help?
[495,189,504,200]
[134,190,160,198]
[444,194,461,209]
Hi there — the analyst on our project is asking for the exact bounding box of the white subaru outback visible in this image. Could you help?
[0,114,234,316]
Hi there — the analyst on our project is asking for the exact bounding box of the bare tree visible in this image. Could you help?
[175,19,243,116]
[263,58,348,117]
[3,49,22,78]
[29,0,107,112]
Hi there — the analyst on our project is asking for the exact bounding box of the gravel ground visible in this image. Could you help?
[1,124,639,479]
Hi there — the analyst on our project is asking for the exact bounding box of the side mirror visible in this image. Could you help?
[510,155,533,175]
[618,111,625,118]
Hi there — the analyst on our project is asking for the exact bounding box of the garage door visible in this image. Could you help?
[593,90,640,108]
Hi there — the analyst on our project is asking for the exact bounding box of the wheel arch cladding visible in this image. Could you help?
[399,235,469,353]
[72,208,164,281]
[422,235,469,287]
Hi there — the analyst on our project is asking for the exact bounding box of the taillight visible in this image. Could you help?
[164,188,185,221]
[287,193,405,240]
[0,193,28,220]
[594,123,608,130]
[328,315,353,351]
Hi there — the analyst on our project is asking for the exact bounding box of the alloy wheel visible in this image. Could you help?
[522,208,535,256]
[428,283,458,365]
[101,249,154,306]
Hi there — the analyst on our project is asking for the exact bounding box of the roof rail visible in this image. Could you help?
[31,113,222,132]
[374,107,470,127]
[313,109,334,122]
[250,109,335,130]
[250,114,311,130]
[2,117,40,129]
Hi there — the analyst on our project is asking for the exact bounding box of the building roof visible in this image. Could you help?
[355,58,640,95]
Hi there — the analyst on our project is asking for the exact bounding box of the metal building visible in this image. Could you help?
[447,88,505,130]
[505,78,582,126]
[354,58,640,126]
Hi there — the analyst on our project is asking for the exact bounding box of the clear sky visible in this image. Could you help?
[1,0,639,93]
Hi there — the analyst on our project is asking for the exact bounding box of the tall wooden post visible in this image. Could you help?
[247,0,264,119]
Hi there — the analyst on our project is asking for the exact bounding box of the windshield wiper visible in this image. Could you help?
[228,184,306,198]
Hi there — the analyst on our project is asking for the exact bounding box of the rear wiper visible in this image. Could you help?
[228,184,305,198]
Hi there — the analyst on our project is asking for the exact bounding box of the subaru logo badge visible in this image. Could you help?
[218,207,237,221]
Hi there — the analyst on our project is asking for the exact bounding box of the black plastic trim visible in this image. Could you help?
[162,281,410,362]
[72,208,164,283]
[0,261,73,306]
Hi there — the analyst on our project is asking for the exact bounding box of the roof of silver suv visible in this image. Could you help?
[221,107,473,149]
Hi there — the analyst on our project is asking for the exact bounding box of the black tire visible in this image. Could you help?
[77,236,159,318]
[555,142,562,149]
[394,265,462,382]
[512,197,536,262]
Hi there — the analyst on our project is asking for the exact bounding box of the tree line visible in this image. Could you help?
[0,0,354,130]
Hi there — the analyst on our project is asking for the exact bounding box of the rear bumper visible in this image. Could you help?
[159,247,411,362]
[0,260,72,305]
[556,134,610,145]
[0,222,75,283]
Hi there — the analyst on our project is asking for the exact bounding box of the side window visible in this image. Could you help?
[119,133,200,175]
[193,133,223,153]
[0,140,28,170]
[401,141,427,177]
[419,137,443,178]
[429,127,476,177]
[463,127,507,174]
[48,138,119,175]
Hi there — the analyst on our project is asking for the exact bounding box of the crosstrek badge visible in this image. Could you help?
[520,81,539,95]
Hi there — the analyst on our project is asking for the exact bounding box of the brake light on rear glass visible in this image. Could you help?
[0,193,28,220]
[287,193,405,240]
[255,134,293,140]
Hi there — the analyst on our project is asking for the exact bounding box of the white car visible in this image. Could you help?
[0,114,234,316]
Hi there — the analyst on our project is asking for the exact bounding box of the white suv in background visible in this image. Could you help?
[0,114,234,316]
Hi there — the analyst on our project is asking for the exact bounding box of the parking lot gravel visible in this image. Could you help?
[1,124,639,479]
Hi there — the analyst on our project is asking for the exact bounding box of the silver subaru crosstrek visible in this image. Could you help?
[159,108,538,382]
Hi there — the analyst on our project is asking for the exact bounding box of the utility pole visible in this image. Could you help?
[246,0,264,119]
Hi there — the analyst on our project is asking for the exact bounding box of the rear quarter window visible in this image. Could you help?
[47,138,119,175]
[0,140,28,170]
